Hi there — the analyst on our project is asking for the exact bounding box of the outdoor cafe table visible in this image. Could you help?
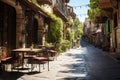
[12,48,42,69]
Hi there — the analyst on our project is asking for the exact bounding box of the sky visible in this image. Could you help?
[68,0,90,23]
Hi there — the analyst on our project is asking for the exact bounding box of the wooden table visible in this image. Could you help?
[12,48,42,53]
[12,48,42,70]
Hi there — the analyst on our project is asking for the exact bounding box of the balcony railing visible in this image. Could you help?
[95,15,108,23]
[53,0,70,21]
[98,0,117,11]
[37,0,52,5]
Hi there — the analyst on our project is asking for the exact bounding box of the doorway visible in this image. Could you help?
[0,1,16,53]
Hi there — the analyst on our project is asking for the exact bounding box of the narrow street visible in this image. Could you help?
[81,41,120,80]
[1,0,120,80]
[56,40,120,80]
[1,40,120,80]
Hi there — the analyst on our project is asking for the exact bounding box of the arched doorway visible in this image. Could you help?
[33,18,38,44]
[26,17,38,46]
[0,1,16,53]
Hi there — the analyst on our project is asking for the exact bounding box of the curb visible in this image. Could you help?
[103,51,120,62]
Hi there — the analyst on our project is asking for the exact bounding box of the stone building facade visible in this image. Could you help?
[0,0,74,54]
[98,0,120,52]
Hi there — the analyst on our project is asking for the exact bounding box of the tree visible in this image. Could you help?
[74,23,83,39]
[88,0,105,22]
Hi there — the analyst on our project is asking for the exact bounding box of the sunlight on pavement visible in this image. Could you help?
[66,47,88,55]
[55,48,88,80]
[16,47,89,80]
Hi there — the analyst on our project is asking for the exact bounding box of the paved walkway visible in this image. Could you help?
[0,47,87,80]
[18,47,87,80]
[1,41,120,80]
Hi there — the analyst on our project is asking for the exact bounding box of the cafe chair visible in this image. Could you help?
[46,46,58,60]
[0,47,15,71]
[33,49,49,72]
[24,52,36,71]
[23,45,40,70]
[48,49,57,60]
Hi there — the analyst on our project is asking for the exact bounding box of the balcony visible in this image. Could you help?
[37,0,52,5]
[94,15,108,23]
[53,3,70,22]
[98,0,117,11]
[67,5,76,19]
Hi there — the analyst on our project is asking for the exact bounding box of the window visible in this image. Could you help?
[114,13,118,28]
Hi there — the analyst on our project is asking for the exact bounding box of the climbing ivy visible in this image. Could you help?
[48,17,63,44]
[33,3,64,45]
[66,28,73,41]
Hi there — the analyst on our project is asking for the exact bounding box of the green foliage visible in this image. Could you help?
[74,17,83,39]
[37,5,64,52]
[61,40,71,52]
[48,17,63,44]
[67,18,74,27]
[35,5,63,45]
[89,0,98,9]
[88,0,105,22]
[74,18,80,28]
[88,8,100,22]
[44,41,53,47]
[70,17,83,48]
[74,24,83,39]
[66,28,73,41]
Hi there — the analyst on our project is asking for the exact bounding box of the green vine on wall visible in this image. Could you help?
[31,2,66,52]
[48,17,63,44]
[66,28,73,42]
[35,4,64,44]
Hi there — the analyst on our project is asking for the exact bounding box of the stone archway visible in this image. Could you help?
[0,1,17,53]
[25,17,39,46]
[34,14,45,45]
[1,0,25,48]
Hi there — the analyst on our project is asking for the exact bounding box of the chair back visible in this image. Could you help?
[0,47,8,59]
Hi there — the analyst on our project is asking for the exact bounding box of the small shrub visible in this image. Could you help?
[61,40,71,52]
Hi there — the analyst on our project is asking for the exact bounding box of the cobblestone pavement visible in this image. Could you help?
[1,41,120,80]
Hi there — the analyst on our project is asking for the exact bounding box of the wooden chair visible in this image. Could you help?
[33,48,49,72]
[0,47,14,71]
[24,52,37,72]
[47,50,57,60]
[46,46,58,60]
